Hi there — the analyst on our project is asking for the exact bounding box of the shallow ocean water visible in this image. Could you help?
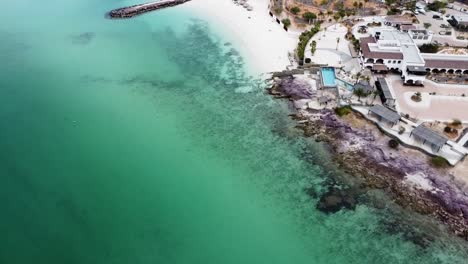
[1,0,468,263]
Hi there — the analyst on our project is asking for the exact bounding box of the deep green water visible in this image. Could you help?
[1,0,468,263]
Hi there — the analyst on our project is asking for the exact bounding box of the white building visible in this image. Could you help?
[359,27,467,85]
[408,29,434,46]
[360,28,427,85]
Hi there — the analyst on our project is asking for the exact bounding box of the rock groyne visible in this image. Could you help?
[108,0,191,19]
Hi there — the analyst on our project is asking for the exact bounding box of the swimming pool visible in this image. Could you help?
[336,79,354,91]
[321,67,337,87]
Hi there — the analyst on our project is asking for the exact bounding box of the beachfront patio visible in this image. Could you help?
[305,24,359,72]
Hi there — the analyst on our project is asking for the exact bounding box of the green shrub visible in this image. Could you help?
[297,23,321,62]
[274,7,283,15]
[452,119,462,126]
[303,12,317,24]
[282,19,291,28]
[398,126,406,134]
[388,139,399,149]
[427,1,447,11]
[290,6,301,15]
[310,40,317,55]
[334,106,352,117]
[431,156,450,168]
[419,43,439,53]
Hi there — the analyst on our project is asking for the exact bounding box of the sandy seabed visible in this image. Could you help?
[183,0,298,74]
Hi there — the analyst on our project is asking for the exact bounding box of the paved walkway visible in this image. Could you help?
[353,105,467,165]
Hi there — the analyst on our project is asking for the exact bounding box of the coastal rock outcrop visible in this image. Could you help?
[268,75,468,242]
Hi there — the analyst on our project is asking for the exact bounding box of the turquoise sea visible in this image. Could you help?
[1,0,468,263]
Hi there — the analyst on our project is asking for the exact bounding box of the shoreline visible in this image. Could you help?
[185,0,468,243]
[182,0,298,75]
[267,75,468,241]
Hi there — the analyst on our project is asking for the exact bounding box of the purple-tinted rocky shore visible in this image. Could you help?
[267,75,468,241]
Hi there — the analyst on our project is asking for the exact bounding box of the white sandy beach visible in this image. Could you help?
[183,0,298,74]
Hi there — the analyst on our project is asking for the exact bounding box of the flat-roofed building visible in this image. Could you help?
[410,125,448,152]
[360,28,426,85]
[359,27,468,85]
[375,78,396,108]
[368,105,401,127]
[408,29,433,46]
[384,15,413,27]
[422,53,468,74]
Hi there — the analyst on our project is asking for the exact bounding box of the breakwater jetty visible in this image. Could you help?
[108,0,191,19]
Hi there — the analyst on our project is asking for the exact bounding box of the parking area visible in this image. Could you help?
[415,8,468,46]
[415,11,450,35]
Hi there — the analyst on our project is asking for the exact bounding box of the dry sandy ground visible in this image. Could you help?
[390,78,468,122]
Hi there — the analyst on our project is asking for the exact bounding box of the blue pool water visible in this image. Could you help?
[321,67,336,87]
[336,79,354,91]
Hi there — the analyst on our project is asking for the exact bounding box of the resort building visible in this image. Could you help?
[368,105,401,127]
[375,78,396,108]
[422,53,468,74]
[410,124,448,152]
[360,28,426,85]
[359,27,468,85]
[408,29,434,46]
[384,15,413,28]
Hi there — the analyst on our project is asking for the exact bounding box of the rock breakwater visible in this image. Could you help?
[107,0,191,19]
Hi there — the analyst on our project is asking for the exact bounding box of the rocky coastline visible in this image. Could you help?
[107,0,191,19]
[267,75,468,242]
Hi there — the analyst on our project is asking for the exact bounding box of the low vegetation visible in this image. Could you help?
[411,92,422,102]
[334,106,352,117]
[387,7,401,15]
[353,88,369,100]
[427,0,447,12]
[388,139,399,149]
[297,23,321,63]
[310,40,317,55]
[398,126,406,135]
[282,18,291,28]
[303,12,317,24]
[290,6,301,15]
[431,156,450,168]
[451,119,462,127]
[419,43,440,53]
